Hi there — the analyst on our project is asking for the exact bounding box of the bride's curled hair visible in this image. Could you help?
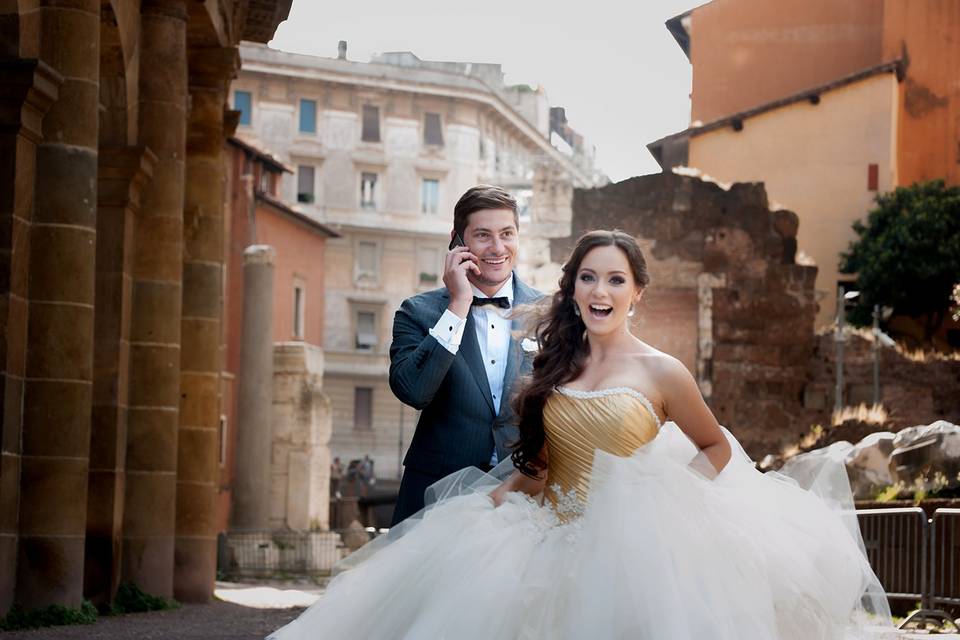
[510,230,650,477]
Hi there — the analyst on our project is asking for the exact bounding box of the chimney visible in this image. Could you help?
[337,40,347,60]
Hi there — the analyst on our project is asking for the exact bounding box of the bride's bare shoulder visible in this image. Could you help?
[628,341,685,372]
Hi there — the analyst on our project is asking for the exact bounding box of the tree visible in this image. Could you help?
[840,180,960,341]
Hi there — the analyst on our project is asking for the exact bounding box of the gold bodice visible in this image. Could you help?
[543,387,661,512]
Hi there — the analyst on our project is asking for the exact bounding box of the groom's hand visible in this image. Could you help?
[443,246,479,318]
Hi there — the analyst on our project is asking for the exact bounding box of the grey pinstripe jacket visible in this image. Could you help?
[389,273,543,476]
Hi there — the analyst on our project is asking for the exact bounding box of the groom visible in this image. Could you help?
[389,185,542,524]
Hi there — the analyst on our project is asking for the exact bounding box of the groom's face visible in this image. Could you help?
[461,208,519,290]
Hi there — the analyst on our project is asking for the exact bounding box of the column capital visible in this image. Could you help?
[223,109,241,139]
[188,47,240,92]
[141,0,188,21]
[243,244,276,266]
[98,146,159,214]
[0,58,63,143]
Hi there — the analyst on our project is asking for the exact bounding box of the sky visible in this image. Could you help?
[270,0,696,183]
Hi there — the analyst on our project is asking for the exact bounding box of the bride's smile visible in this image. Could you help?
[573,244,643,335]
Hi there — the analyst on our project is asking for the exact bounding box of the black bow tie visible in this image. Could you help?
[472,296,510,309]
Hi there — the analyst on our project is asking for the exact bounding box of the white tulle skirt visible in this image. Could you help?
[267,424,896,640]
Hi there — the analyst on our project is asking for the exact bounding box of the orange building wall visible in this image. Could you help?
[217,144,329,534]
[689,0,884,123]
[882,0,960,187]
[218,147,249,534]
[256,206,326,346]
[687,0,960,187]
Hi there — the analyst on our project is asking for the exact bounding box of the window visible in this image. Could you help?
[297,165,315,203]
[258,168,271,194]
[867,163,879,191]
[423,112,444,146]
[418,247,440,286]
[360,172,377,209]
[421,178,439,215]
[511,188,533,220]
[299,99,316,134]
[218,415,227,466]
[355,311,377,351]
[479,137,486,160]
[361,105,380,142]
[293,283,305,339]
[356,240,377,280]
[234,90,252,126]
[354,387,373,431]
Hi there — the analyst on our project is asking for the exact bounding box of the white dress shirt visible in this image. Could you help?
[428,278,514,465]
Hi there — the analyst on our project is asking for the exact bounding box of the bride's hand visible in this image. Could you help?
[489,482,509,507]
[488,468,547,507]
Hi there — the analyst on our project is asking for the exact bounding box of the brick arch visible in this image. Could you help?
[99,0,140,145]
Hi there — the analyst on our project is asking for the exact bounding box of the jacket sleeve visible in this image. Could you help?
[389,297,457,410]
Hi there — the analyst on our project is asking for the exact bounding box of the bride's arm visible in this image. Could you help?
[489,448,548,506]
[659,357,732,474]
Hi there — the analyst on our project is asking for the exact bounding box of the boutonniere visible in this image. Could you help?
[521,338,540,353]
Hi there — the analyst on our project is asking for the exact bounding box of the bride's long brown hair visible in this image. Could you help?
[510,230,650,477]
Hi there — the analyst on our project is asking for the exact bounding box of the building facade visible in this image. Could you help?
[220,138,338,536]
[0,0,291,615]
[231,43,600,481]
[650,0,960,327]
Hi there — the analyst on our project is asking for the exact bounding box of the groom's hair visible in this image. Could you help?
[453,185,519,237]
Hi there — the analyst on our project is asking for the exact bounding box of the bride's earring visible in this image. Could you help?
[573,304,581,317]
[627,304,635,318]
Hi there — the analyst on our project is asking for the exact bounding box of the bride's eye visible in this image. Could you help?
[579,273,595,282]
[610,276,625,285]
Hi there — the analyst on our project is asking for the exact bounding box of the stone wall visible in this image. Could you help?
[0,0,291,614]
[800,330,960,434]
[555,173,817,456]
[271,343,333,532]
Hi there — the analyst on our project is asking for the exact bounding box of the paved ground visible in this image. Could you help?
[1,600,303,639]
[2,581,956,639]
[1,582,324,640]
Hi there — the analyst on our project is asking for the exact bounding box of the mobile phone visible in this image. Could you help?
[448,232,465,251]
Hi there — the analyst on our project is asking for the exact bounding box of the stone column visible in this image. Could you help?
[122,0,187,599]
[173,47,237,603]
[231,245,275,530]
[85,146,156,607]
[271,343,332,531]
[0,58,61,616]
[16,0,100,609]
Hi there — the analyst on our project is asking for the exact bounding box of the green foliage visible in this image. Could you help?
[840,180,960,335]
[874,483,903,502]
[110,582,180,615]
[0,600,97,630]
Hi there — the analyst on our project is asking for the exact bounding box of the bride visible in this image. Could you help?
[268,230,894,639]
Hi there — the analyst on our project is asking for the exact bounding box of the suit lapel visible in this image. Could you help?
[459,311,496,416]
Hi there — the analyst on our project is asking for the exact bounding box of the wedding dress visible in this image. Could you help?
[268,386,895,639]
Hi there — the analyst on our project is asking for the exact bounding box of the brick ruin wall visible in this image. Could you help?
[554,173,818,457]
[556,173,960,457]
[801,331,960,434]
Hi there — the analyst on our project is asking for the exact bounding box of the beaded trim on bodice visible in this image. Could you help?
[554,385,663,430]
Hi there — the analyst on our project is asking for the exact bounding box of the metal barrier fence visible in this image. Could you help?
[856,506,960,627]
[857,507,928,607]
[931,509,960,613]
[220,511,959,616]
[218,528,385,579]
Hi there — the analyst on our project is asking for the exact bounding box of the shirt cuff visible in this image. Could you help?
[428,308,467,354]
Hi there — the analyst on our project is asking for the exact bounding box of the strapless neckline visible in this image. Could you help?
[554,385,662,430]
